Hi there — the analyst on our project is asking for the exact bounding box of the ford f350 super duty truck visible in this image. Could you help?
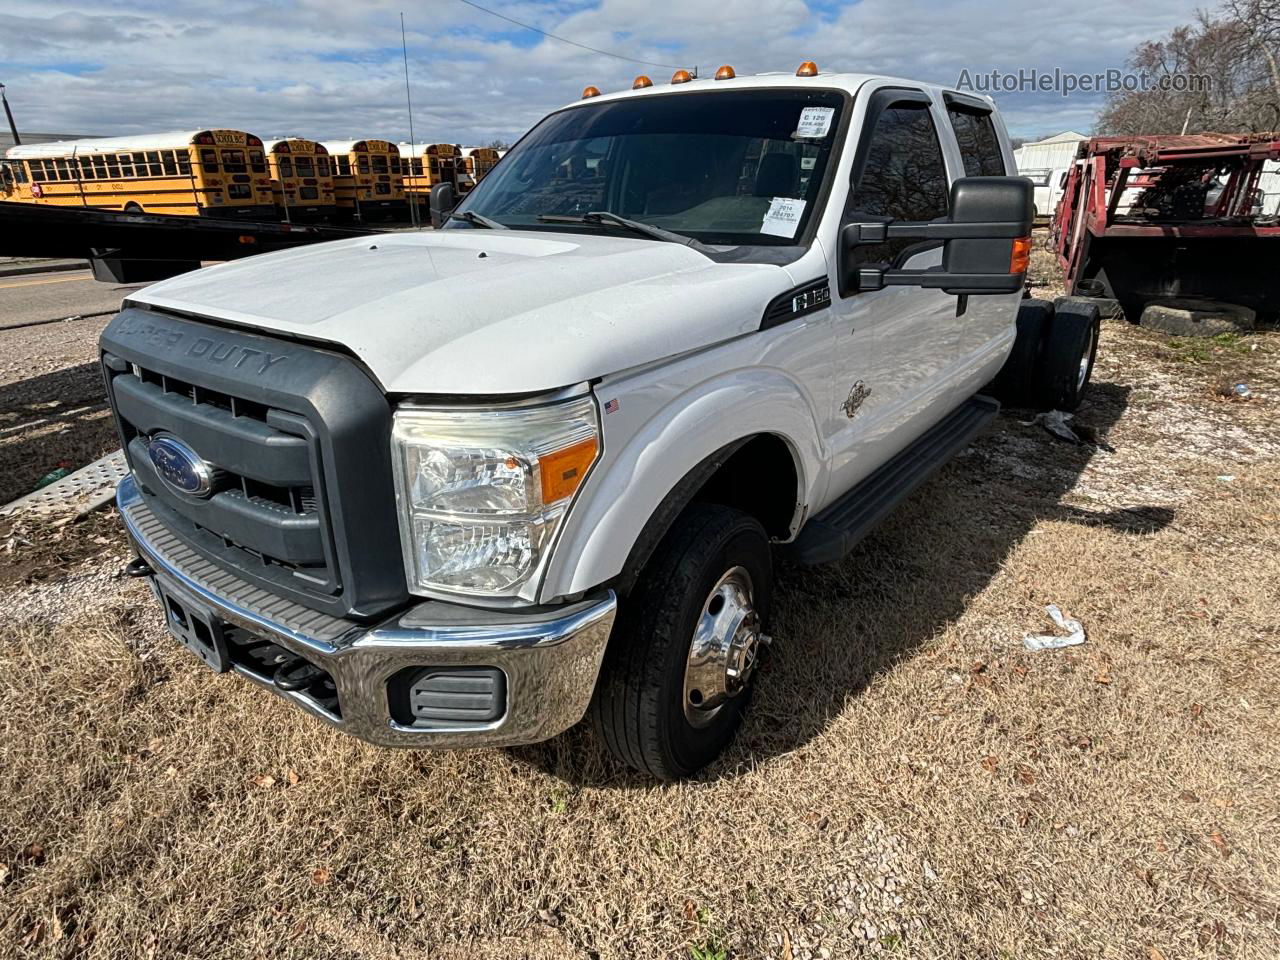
[102,64,1100,779]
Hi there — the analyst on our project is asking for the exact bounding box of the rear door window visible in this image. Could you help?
[947,105,1006,177]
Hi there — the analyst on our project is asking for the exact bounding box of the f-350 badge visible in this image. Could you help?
[841,380,872,419]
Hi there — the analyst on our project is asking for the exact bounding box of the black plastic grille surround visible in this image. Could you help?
[101,306,409,620]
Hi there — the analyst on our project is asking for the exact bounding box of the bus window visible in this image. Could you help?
[145,151,162,175]
[200,149,218,173]
[278,157,294,178]
[177,152,192,176]
[117,154,134,177]
[390,156,401,174]
[316,156,330,176]
[295,155,314,177]
[227,184,252,199]
[76,158,94,180]
[249,150,266,173]
[222,149,247,173]
[357,154,371,175]
[372,155,388,174]
[162,151,178,176]
[300,186,319,200]
[131,153,147,175]
[93,156,108,179]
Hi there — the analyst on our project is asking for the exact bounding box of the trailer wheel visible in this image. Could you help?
[989,298,1053,408]
[1036,299,1100,411]
[590,504,772,780]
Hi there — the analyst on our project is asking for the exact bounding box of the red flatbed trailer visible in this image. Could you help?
[1050,134,1280,321]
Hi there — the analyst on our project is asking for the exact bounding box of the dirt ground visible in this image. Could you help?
[1,240,1278,959]
[0,315,117,506]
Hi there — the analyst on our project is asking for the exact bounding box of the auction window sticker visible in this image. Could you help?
[761,197,806,238]
[794,106,835,138]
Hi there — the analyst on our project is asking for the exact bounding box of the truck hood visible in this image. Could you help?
[128,230,798,395]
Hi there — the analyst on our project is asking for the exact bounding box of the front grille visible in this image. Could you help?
[101,306,409,620]
[112,360,339,594]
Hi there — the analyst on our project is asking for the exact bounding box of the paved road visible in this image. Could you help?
[0,270,144,329]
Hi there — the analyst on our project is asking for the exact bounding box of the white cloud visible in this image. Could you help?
[0,0,1206,143]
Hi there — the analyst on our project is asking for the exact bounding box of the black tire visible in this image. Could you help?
[123,202,144,214]
[989,298,1052,408]
[1036,299,1100,411]
[590,503,772,780]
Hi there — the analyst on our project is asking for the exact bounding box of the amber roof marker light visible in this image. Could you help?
[632,75,653,89]
[796,60,819,77]
[671,69,693,84]
[715,65,736,80]
[581,85,601,98]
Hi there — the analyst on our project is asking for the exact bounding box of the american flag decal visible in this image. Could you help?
[603,398,620,414]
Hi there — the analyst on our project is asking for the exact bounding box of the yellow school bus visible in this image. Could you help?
[319,139,406,221]
[401,142,467,206]
[467,147,501,183]
[2,130,275,218]
[264,138,337,222]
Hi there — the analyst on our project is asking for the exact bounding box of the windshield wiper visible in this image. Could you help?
[445,209,508,229]
[537,211,713,253]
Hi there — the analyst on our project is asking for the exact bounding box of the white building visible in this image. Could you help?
[1258,161,1280,216]
[1013,131,1089,219]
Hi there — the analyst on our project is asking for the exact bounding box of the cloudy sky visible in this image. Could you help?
[1,0,1206,145]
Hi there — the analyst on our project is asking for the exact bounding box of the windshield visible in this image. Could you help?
[451,89,846,246]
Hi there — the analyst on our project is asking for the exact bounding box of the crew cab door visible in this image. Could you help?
[821,87,959,500]
[939,94,1019,368]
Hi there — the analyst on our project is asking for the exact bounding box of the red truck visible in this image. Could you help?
[1050,133,1279,322]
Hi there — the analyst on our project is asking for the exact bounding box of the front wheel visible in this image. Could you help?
[590,504,772,780]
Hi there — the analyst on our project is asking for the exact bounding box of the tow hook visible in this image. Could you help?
[273,657,324,692]
[123,557,154,579]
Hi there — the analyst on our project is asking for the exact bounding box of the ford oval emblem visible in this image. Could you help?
[147,434,214,498]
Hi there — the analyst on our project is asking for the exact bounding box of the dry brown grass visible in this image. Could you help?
[2,262,1279,958]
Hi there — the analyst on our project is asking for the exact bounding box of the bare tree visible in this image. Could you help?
[1098,3,1280,134]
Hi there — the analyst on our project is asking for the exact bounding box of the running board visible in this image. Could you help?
[784,394,1000,565]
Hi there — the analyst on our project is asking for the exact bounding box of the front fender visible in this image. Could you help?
[540,362,826,601]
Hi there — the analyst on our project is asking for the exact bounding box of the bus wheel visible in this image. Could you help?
[123,202,144,214]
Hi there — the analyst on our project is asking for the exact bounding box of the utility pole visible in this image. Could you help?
[401,13,420,228]
[0,84,21,146]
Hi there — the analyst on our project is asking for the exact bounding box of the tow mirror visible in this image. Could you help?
[842,176,1033,296]
[429,182,458,228]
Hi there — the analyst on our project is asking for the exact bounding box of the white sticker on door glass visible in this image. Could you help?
[795,106,834,138]
[761,197,806,238]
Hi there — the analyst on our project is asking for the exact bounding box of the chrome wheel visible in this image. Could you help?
[1077,323,1096,391]
[682,566,767,728]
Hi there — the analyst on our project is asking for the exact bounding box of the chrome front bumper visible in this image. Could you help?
[118,475,616,748]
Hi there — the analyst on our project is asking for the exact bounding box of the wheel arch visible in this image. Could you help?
[539,374,822,602]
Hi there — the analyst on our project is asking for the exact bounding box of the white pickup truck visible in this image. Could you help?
[102,65,1100,779]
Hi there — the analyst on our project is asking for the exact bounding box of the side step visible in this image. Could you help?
[784,394,1000,565]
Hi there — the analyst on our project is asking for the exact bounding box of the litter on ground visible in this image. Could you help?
[1023,604,1087,651]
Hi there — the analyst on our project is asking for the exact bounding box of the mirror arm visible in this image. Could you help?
[858,266,1022,295]
[845,219,1029,245]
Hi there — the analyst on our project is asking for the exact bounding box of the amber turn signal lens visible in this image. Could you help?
[632,75,653,89]
[671,69,692,84]
[796,60,819,77]
[715,65,736,80]
[1009,235,1032,275]
[539,436,598,504]
[581,85,601,98]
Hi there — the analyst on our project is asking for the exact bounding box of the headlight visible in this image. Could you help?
[390,395,599,599]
